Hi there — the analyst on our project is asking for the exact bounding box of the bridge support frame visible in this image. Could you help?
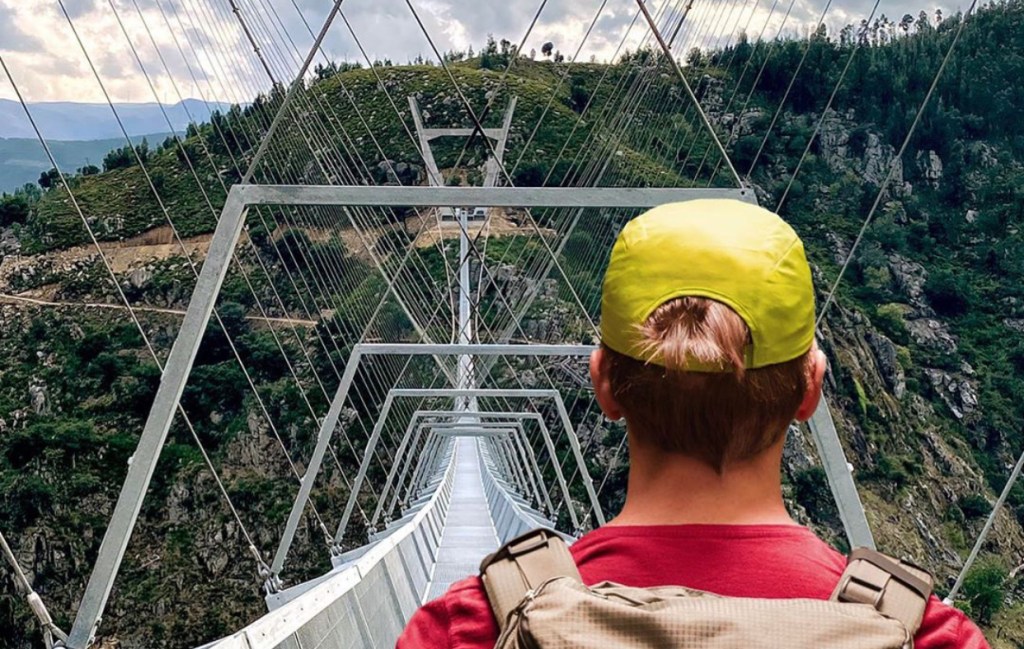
[376,413,554,526]
[66,183,869,648]
[316,384,601,571]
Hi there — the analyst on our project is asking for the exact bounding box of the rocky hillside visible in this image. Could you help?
[3,3,1024,646]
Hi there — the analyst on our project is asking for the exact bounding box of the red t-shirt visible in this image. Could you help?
[397,524,989,649]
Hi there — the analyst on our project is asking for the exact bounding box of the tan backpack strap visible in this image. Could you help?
[479,528,581,632]
[832,548,934,647]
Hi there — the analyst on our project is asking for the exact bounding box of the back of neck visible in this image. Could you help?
[607,436,795,527]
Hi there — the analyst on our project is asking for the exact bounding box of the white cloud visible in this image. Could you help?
[0,0,960,106]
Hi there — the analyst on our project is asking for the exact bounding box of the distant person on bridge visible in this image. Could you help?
[397,200,989,649]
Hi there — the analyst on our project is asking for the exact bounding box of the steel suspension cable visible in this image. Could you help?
[0,530,67,647]
[634,0,743,187]
[1,46,272,592]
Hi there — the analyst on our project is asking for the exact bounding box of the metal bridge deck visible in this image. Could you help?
[425,438,499,601]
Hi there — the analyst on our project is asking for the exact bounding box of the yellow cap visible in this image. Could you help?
[600,199,815,369]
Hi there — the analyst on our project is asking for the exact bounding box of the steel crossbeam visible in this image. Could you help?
[230,184,757,209]
[405,411,558,513]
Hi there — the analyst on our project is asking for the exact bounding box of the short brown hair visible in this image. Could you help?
[604,297,811,472]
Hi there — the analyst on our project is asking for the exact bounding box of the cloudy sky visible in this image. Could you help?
[0,0,957,105]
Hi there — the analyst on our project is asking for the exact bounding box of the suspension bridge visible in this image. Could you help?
[0,0,1019,647]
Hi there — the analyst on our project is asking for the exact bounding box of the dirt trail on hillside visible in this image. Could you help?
[0,293,317,326]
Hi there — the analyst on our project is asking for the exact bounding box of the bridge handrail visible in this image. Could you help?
[477,440,568,544]
[196,440,458,649]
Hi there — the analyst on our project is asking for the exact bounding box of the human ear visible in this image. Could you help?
[794,344,827,422]
[590,347,624,421]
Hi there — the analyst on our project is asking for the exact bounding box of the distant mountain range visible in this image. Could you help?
[0,136,166,192]
[0,99,231,140]
[0,99,231,192]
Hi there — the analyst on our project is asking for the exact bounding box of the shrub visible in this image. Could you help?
[874,303,910,344]
[958,494,991,520]
[0,194,30,227]
[793,466,841,527]
[958,561,1007,625]
[924,269,975,317]
[103,145,136,172]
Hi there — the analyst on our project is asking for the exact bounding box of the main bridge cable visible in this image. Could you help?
[0,50,271,648]
[201,0,446,470]
[236,0,348,185]
[49,5,434,626]
[0,530,67,648]
[164,0,414,488]
[60,0,278,592]
[945,438,1024,603]
[115,0,353,543]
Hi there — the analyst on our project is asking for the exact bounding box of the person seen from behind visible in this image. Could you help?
[397,199,990,648]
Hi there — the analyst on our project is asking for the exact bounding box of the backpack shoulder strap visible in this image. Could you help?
[479,528,581,632]
[832,547,934,647]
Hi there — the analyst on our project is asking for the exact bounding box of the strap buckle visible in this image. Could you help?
[506,531,552,557]
[479,528,558,573]
[836,573,886,608]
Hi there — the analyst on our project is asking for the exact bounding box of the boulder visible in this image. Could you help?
[888,255,931,313]
[867,331,906,398]
[863,132,903,188]
[818,109,850,170]
[128,267,152,289]
[925,369,979,421]
[28,382,49,416]
[906,318,958,354]
[916,150,943,189]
